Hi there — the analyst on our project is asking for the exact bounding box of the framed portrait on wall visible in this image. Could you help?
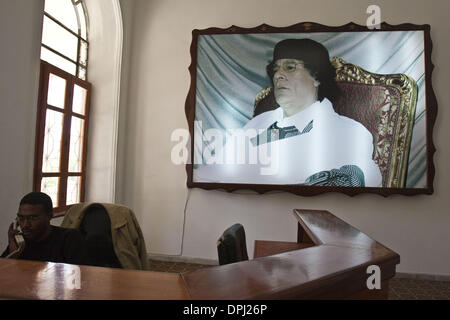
[184,22,436,196]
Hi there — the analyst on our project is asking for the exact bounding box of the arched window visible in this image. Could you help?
[41,0,88,80]
[34,0,91,214]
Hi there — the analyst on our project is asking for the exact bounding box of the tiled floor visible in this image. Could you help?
[148,259,450,300]
[389,277,450,300]
[149,259,213,274]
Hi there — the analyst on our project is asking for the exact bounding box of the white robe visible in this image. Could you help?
[194,98,382,187]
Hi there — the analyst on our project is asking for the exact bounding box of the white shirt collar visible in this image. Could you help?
[276,98,333,129]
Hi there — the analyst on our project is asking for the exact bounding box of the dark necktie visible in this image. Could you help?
[251,120,313,146]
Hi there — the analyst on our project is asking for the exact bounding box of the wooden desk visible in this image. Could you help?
[182,209,400,299]
[0,209,400,300]
[254,240,314,258]
[0,258,189,300]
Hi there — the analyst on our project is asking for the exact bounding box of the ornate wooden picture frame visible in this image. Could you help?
[185,22,436,196]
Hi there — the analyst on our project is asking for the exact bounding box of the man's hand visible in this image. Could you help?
[7,223,22,258]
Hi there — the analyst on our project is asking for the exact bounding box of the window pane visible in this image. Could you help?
[41,47,76,76]
[47,73,66,109]
[44,0,78,34]
[41,177,60,207]
[76,3,87,40]
[69,116,85,172]
[42,110,64,173]
[42,16,78,62]
[72,84,87,115]
[79,39,88,68]
[66,176,81,205]
[78,67,87,81]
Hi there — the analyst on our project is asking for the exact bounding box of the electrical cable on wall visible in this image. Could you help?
[150,187,272,259]
[178,187,192,256]
[147,188,191,259]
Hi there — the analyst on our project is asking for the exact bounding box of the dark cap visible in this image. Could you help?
[272,38,330,67]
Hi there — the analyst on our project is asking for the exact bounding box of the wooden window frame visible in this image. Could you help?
[33,60,91,216]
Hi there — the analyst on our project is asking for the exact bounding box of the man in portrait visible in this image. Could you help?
[194,38,382,187]
[243,38,382,187]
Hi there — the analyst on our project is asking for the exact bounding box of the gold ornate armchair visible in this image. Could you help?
[253,57,418,187]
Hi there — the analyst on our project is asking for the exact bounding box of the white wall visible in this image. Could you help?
[118,0,450,276]
[0,0,44,250]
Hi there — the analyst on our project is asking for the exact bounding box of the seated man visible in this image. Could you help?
[194,38,382,187]
[244,38,381,187]
[1,192,86,265]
